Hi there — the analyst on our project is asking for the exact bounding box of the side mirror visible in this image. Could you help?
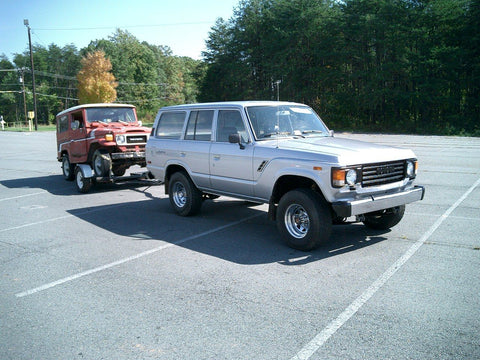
[228,133,245,149]
[329,129,334,137]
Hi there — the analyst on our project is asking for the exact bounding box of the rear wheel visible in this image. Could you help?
[363,205,405,230]
[168,172,202,216]
[62,154,75,181]
[75,167,92,193]
[92,149,112,177]
[277,188,332,251]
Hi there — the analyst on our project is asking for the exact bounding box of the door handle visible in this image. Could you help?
[213,155,221,160]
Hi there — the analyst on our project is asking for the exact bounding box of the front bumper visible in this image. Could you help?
[111,151,145,160]
[331,185,425,217]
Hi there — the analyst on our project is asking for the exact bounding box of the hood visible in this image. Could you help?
[90,122,150,133]
[276,136,416,165]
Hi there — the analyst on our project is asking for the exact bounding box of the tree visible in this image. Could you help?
[77,50,117,104]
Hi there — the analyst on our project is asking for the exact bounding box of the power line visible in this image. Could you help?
[33,21,213,31]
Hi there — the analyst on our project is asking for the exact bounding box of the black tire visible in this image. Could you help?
[74,167,92,193]
[363,205,405,230]
[277,188,332,251]
[168,172,202,216]
[62,154,75,181]
[92,149,112,177]
[112,166,126,177]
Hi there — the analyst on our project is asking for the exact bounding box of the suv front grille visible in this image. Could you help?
[361,161,406,187]
[126,135,148,144]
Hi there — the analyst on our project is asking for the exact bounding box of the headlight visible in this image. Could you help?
[406,160,417,178]
[116,134,126,145]
[346,169,357,186]
[332,167,359,188]
[105,133,114,141]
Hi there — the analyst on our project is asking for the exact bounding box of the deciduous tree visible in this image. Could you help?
[77,50,117,104]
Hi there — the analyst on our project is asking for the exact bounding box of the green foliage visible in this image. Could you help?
[199,0,480,135]
[0,29,203,126]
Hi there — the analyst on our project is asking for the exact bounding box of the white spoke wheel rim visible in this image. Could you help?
[76,171,84,188]
[172,181,187,208]
[284,204,310,238]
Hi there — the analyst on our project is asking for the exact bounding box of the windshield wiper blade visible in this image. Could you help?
[301,130,324,135]
[262,131,291,138]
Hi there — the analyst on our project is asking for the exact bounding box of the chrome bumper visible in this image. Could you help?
[111,151,145,160]
[331,185,425,217]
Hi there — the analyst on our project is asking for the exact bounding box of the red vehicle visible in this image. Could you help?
[56,103,151,192]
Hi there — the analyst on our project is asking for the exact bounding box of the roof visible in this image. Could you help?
[157,101,307,112]
[56,103,135,117]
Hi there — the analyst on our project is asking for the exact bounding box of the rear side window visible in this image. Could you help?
[185,110,214,141]
[155,112,186,139]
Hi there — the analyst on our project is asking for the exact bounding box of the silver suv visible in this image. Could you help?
[146,101,424,250]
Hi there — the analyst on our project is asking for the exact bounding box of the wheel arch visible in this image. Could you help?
[268,175,330,220]
[164,164,190,196]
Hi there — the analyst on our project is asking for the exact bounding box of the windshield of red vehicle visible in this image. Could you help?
[85,108,136,124]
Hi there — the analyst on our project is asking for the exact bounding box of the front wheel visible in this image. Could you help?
[92,149,112,177]
[277,189,332,251]
[168,172,202,216]
[75,167,93,193]
[363,205,405,230]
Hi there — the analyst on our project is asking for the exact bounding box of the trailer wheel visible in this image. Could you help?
[75,166,92,193]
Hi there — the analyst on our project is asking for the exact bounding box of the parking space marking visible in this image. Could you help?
[290,176,480,360]
[15,213,262,298]
[0,203,127,234]
[0,191,47,202]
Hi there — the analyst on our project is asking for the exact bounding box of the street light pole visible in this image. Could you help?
[274,80,281,101]
[24,19,38,131]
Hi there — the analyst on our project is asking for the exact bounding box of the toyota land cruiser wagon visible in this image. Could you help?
[146,101,424,250]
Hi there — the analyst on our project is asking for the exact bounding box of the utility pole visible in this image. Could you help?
[19,69,28,127]
[24,19,38,131]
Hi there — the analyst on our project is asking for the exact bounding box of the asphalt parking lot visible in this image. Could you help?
[1,131,479,360]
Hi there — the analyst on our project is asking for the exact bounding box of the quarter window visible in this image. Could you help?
[185,110,214,141]
[155,112,186,139]
[58,115,68,133]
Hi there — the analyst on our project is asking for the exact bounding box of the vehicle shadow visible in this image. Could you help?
[66,196,390,266]
[0,174,160,196]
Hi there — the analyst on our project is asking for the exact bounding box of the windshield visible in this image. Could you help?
[246,105,329,140]
[85,107,136,124]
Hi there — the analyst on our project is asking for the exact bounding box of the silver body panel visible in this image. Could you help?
[146,101,422,214]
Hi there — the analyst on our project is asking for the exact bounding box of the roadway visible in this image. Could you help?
[0,131,479,359]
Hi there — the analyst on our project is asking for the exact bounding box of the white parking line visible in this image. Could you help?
[0,203,127,234]
[290,176,480,360]
[15,213,262,298]
[0,191,47,202]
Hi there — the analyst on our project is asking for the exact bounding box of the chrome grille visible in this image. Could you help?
[361,161,406,187]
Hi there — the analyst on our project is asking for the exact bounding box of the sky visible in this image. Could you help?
[0,0,240,61]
